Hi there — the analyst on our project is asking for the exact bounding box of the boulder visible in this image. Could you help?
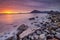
[56,28,60,33]
[39,34,46,40]
[55,32,60,39]
[17,24,28,31]
[36,30,41,35]
[29,17,35,20]
[17,24,28,40]
[47,34,54,39]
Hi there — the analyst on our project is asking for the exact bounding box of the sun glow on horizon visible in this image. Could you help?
[0,9,30,14]
[1,9,20,14]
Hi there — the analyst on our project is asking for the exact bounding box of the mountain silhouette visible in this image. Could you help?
[30,10,49,13]
[30,10,41,13]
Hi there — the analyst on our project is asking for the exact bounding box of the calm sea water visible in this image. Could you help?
[0,13,49,33]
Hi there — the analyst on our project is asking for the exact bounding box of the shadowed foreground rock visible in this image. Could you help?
[17,24,28,40]
[6,24,28,40]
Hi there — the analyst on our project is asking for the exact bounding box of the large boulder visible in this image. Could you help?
[17,24,28,32]
[17,24,28,40]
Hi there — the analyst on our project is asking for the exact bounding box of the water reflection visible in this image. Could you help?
[0,13,48,33]
[5,15,13,23]
[0,15,13,24]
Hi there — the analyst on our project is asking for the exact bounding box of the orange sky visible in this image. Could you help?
[0,8,30,13]
[0,0,60,13]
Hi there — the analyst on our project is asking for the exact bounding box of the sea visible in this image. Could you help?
[0,13,49,34]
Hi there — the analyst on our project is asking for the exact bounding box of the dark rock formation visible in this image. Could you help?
[6,24,28,40]
[29,17,35,20]
[30,10,49,13]
[30,10,41,13]
[17,24,28,40]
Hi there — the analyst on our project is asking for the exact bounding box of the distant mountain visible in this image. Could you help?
[30,10,60,14]
[31,10,41,13]
[30,10,49,13]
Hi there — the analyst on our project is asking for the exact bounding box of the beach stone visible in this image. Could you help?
[55,32,60,39]
[42,31,47,35]
[51,26,57,31]
[29,17,35,20]
[47,34,54,39]
[39,34,46,40]
[33,22,38,23]
[56,28,60,33]
[28,35,32,39]
[36,30,41,35]
[30,36,34,40]
[17,24,28,34]
[17,24,28,31]
[36,16,38,18]
[52,38,59,40]
[34,24,40,27]
[40,22,43,24]
[22,37,28,40]
[48,17,51,19]
[6,36,14,40]
[17,24,28,40]
[51,30,56,35]
[33,33,39,39]
[44,29,50,34]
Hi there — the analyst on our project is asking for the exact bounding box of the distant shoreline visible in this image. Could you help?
[0,12,60,15]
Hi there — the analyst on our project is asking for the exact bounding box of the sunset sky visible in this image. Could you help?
[0,0,60,13]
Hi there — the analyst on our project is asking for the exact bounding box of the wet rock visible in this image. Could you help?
[48,17,52,19]
[31,23,33,25]
[28,35,32,39]
[31,36,34,40]
[17,24,28,31]
[34,24,40,27]
[22,37,28,40]
[47,34,54,39]
[56,28,60,33]
[58,18,60,22]
[29,17,35,20]
[36,16,38,18]
[33,22,38,23]
[39,34,46,40]
[40,22,43,24]
[36,30,41,35]
[33,34,39,39]
[55,32,60,39]
[43,24,47,27]
[51,25,58,31]
[13,25,17,27]
[52,38,59,40]
[6,36,14,40]
[17,24,28,40]
[51,30,56,35]
[44,29,50,34]
[0,35,3,38]
[29,35,34,40]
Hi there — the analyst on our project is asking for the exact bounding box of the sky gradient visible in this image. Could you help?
[0,0,60,13]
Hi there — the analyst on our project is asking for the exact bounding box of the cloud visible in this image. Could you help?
[0,0,60,11]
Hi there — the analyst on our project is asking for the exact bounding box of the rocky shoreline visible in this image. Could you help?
[21,13,60,40]
[0,12,60,40]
